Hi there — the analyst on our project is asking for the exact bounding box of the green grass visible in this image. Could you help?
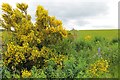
[70,29,119,42]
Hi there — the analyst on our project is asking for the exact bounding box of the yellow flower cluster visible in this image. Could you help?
[49,16,62,27]
[36,5,48,19]
[20,31,35,43]
[16,3,28,11]
[54,54,65,65]
[85,35,91,41]
[21,69,31,78]
[39,46,51,58]
[4,42,30,66]
[49,54,66,69]
[29,49,39,60]
[2,3,12,14]
[97,59,109,72]
[29,46,54,61]
[89,58,109,77]
[45,26,67,38]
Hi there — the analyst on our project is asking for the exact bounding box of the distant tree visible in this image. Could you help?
[71,28,77,40]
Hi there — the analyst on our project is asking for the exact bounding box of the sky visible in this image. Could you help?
[0,0,119,30]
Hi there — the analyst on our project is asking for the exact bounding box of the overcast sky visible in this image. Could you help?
[0,0,119,30]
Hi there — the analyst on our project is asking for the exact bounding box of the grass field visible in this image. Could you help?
[71,29,119,42]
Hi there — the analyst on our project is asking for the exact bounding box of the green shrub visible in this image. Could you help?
[75,40,92,52]
[111,37,120,44]
[93,36,106,43]
[30,66,46,78]
[48,38,76,55]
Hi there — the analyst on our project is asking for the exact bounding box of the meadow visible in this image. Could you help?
[0,29,119,78]
[71,29,118,41]
[70,29,119,78]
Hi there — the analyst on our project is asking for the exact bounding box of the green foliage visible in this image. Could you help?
[30,66,46,78]
[48,37,76,55]
[111,37,120,44]
[75,40,92,52]
[93,36,105,43]
[2,66,21,78]
[72,30,118,42]
[2,66,12,78]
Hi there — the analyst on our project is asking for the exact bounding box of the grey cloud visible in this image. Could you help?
[77,20,89,26]
[37,2,109,19]
[93,25,115,28]
[73,19,90,26]
[27,1,109,27]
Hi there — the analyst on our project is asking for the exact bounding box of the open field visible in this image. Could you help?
[70,29,119,42]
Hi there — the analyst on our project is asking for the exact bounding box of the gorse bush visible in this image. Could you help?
[1,3,67,75]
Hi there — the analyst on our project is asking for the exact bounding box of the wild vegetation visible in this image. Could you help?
[0,3,119,79]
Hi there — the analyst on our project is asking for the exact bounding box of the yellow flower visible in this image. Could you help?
[61,31,67,38]
[96,58,109,72]
[37,39,41,43]
[50,27,56,32]
[89,58,109,77]
[8,59,11,64]
[85,35,91,40]
[21,69,31,78]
